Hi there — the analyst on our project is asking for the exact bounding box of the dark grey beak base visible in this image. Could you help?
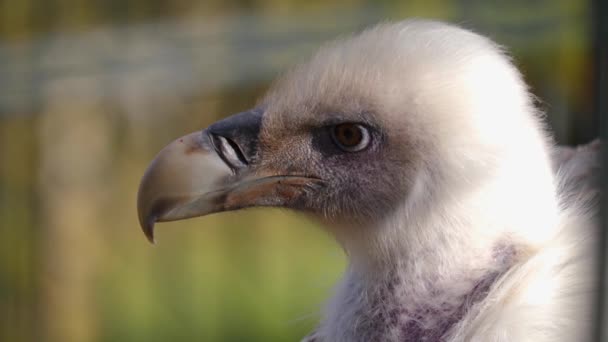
[208,109,263,169]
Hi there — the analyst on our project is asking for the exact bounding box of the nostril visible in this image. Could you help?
[210,133,249,170]
[223,136,249,165]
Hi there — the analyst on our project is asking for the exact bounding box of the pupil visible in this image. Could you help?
[344,129,353,140]
[339,125,360,146]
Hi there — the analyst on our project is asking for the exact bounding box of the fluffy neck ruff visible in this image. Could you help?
[323,221,521,341]
[334,245,517,341]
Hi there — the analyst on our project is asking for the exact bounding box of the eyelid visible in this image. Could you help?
[318,118,376,129]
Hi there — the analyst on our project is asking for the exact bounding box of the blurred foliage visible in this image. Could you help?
[0,0,595,341]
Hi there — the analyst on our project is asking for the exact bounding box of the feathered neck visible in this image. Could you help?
[320,158,557,341]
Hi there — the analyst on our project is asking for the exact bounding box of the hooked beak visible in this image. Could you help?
[137,110,322,243]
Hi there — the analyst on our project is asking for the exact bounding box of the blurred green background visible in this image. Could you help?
[0,0,597,341]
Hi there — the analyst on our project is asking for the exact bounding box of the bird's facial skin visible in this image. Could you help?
[256,105,415,225]
[137,103,415,242]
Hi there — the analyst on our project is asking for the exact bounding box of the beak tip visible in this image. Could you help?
[141,217,156,244]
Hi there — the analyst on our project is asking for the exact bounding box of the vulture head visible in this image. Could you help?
[137,20,596,341]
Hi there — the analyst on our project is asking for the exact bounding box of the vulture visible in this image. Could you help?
[137,20,600,341]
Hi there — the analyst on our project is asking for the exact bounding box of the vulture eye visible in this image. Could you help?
[331,123,370,152]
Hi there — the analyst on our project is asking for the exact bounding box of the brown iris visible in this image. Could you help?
[331,123,370,152]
